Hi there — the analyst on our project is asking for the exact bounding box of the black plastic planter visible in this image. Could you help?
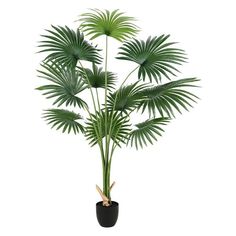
[96,201,119,227]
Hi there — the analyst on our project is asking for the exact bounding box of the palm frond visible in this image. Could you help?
[107,82,148,114]
[117,35,187,83]
[77,63,116,90]
[85,111,131,147]
[38,25,102,67]
[138,78,200,117]
[43,109,85,134]
[78,9,139,41]
[128,118,169,149]
[36,62,88,108]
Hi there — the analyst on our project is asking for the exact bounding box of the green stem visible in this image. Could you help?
[120,65,139,88]
[109,65,139,128]
[104,137,118,201]
[106,66,139,162]
[95,88,101,113]
[104,145,115,201]
[84,106,105,166]
[78,61,97,113]
[103,66,139,198]
[104,162,110,199]
[78,61,105,165]
[110,108,136,156]
[104,35,110,196]
[95,88,104,148]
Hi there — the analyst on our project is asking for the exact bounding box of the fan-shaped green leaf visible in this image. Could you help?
[78,9,139,41]
[138,78,200,117]
[36,62,88,108]
[43,109,84,134]
[38,25,102,67]
[128,118,169,149]
[77,63,116,90]
[85,111,131,147]
[117,35,187,82]
[107,82,148,114]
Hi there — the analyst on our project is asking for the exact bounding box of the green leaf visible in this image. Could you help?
[43,109,85,134]
[107,82,148,114]
[36,62,88,108]
[38,25,102,67]
[78,9,139,41]
[128,118,169,149]
[138,78,200,117]
[117,35,187,82]
[77,63,116,91]
[85,111,131,147]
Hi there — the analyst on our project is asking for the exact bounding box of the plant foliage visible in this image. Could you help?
[77,63,116,90]
[43,109,85,134]
[128,118,169,149]
[79,9,139,41]
[36,9,200,201]
[107,82,147,114]
[117,35,187,83]
[38,25,102,67]
[85,111,131,147]
[138,78,199,117]
[36,62,88,108]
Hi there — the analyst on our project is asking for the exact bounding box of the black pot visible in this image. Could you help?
[96,201,119,227]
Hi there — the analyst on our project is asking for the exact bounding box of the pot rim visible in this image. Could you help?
[96,201,119,208]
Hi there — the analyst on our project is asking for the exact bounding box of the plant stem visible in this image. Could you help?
[95,88,101,113]
[103,66,139,200]
[104,164,110,199]
[83,106,105,165]
[78,61,97,113]
[78,61,105,165]
[110,108,136,156]
[120,65,139,88]
[104,35,110,197]
[109,65,139,129]
[95,87,104,149]
[106,66,139,167]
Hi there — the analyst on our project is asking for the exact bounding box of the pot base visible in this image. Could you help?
[96,201,119,227]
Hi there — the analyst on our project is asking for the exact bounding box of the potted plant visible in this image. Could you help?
[36,9,199,227]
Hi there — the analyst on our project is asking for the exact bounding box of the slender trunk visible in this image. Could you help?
[102,161,106,195]
[103,35,110,200]
[103,161,111,200]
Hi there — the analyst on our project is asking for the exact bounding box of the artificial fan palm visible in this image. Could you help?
[36,9,200,227]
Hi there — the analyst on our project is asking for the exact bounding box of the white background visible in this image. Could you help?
[0,0,236,235]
